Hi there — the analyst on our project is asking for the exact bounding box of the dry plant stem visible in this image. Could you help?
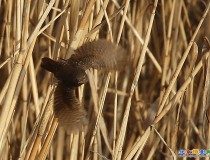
[28,135,42,160]
[15,0,22,52]
[184,81,194,150]
[0,0,55,151]
[40,32,67,48]
[189,120,206,146]
[123,132,136,158]
[98,117,112,154]
[86,73,111,160]
[86,72,112,157]
[28,88,54,160]
[70,0,96,50]
[171,96,183,151]
[19,96,29,157]
[203,50,210,140]
[0,74,11,104]
[112,0,162,73]
[112,0,131,151]
[153,127,176,159]
[113,72,118,151]
[53,1,70,59]
[161,0,167,52]
[20,87,52,159]
[182,1,192,36]
[0,43,26,68]
[183,43,198,151]
[37,0,44,18]
[97,130,103,159]
[7,41,35,158]
[107,88,128,96]
[4,0,12,65]
[124,127,152,160]
[154,51,210,124]
[186,43,198,78]
[79,0,96,29]
[159,0,176,106]
[38,8,67,36]
[179,17,188,48]
[65,11,72,40]
[204,50,210,155]
[29,57,40,117]
[171,0,183,77]
[90,0,109,39]
[146,124,166,160]
[113,1,158,159]
[69,0,80,43]
[27,0,56,47]
[46,0,59,32]
[0,0,10,56]
[156,3,210,116]
[0,57,13,69]
[85,5,124,39]
[100,0,113,41]
[115,71,129,130]
[55,128,65,160]
[80,132,86,160]
[87,71,113,154]
[38,118,58,160]
[21,0,31,50]
[116,0,130,44]
[70,134,80,160]
[0,0,31,151]
[192,72,203,122]
[20,115,39,159]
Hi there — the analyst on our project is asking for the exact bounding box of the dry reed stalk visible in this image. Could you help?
[27,86,54,160]
[112,0,162,73]
[113,0,158,159]
[1,0,210,159]
[159,0,177,111]
[0,0,31,150]
[0,0,55,153]
[157,3,210,116]
[154,51,209,124]
[38,117,58,159]
[85,72,112,160]
[70,0,96,50]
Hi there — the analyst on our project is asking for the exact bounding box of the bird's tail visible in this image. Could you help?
[53,83,88,133]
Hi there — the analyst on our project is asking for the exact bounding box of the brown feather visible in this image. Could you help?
[68,39,127,70]
[53,83,87,133]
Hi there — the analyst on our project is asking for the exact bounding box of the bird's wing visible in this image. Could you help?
[53,83,87,133]
[68,39,127,70]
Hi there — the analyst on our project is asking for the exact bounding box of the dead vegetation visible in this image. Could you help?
[0,0,210,159]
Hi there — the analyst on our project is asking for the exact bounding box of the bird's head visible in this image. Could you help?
[62,67,88,87]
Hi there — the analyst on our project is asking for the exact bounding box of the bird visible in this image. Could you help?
[41,39,127,132]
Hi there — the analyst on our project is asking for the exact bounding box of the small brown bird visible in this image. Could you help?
[41,39,127,132]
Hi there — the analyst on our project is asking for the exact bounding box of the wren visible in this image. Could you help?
[41,39,127,132]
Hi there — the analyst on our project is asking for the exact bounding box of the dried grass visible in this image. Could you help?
[0,0,210,159]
